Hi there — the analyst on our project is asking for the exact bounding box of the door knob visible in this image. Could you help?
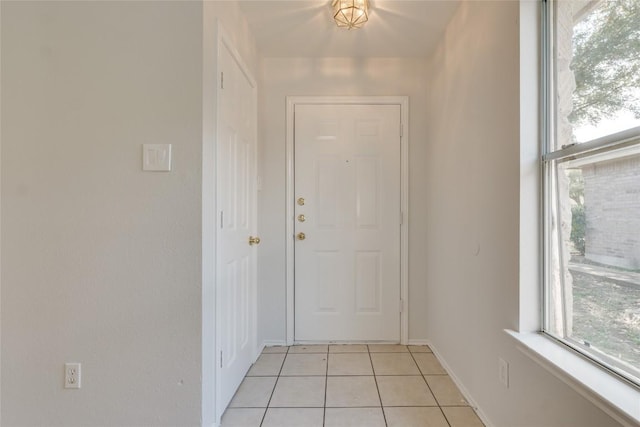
[297,197,305,206]
[248,236,261,246]
[297,214,306,223]
[296,232,306,241]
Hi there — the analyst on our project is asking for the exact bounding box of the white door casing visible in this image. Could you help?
[215,31,258,415]
[286,97,409,344]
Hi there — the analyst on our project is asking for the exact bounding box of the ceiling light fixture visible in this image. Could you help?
[332,0,369,29]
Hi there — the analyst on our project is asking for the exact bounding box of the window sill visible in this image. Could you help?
[505,330,640,427]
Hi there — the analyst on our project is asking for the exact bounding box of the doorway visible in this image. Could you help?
[286,97,409,344]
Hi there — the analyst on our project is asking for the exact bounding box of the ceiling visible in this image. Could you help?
[238,0,461,58]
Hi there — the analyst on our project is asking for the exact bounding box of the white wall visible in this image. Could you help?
[1,1,257,426]
[258,57,430,343]
[424,1,620,426]
[1,2,203,425]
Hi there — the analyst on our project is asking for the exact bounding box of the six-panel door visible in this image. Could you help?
[294,104,401,342]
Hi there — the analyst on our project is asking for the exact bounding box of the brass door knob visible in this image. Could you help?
[297,214,306,223]
[249,236,261,246]
[296,232,306,241]
[297,197,305,206]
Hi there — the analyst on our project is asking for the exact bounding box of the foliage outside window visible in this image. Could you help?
[543,0,640,386]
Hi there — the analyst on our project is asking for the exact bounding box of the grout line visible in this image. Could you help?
[409,350,454,427]
[409,350,441,407]
[323,348,329,427]
[367,345,389,427]
[407,347,425,376]
[409,348,450,425]
[279,374,329,377]
[439,405,453,427]
[323,406,384,409]
[266,406,328,408]
[259,346,290,426]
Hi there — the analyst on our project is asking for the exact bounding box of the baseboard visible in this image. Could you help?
[262,340,287,348]
[255,342,265,361]
[428,343,496,427]
[408,339,430,346]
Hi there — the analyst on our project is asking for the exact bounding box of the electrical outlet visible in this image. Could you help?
[498,358,509,388]
[65,363,81,389]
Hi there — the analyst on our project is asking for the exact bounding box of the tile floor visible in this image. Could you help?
[221,344,485,427]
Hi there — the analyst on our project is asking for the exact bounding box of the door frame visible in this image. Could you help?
[285,96,409,345]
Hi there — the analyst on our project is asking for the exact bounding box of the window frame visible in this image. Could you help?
[540,0,640,389]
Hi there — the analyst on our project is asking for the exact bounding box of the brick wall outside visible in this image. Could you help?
[582,153,640,270]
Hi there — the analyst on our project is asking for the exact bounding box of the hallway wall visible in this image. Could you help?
[1,1,258,425]
[258,57,430,344]
[1,2,203,425]
[424,1,620,426]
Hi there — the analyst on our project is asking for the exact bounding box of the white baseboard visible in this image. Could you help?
[255,342,265,361]
[408,339,430,346]
[428,343,496,427]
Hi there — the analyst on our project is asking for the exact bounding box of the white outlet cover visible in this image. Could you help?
[143,144,172,171]
[65,362,81,389]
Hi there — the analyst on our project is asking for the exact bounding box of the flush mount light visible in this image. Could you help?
[332,0,369,29]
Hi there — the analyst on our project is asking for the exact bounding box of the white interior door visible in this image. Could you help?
[294,104,401,342]
[216,37,258,413]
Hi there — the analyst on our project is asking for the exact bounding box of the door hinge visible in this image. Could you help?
[220,351,223,368]
[400,122,403,137]
[399,299,404,313]
[220,211,224,229]
[221,72,224,89]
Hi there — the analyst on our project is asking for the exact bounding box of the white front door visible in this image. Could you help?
[294,104,401,342]
[216,37,257,413]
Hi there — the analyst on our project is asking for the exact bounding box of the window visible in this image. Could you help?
[543,0,640,386]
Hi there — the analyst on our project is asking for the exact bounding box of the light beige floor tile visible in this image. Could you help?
[370,353,420,375]
[325,376,381,407]
[413,352,447,375]
[328,353,373,375]
[329,344,368,353]
[324,408,386,427]
[262,346,289,354]
[229,376,277,408]
[425,375,468,406]
[262,408,324,427]
[376,376,437,406]
[442,407,485,427]
[288,344,329,353]
[246,353,286,376]
[368,344,409,353]
[408,345,432,353]
[384,407,450,427]
[220,408,265,427]
[280,353,328,376]
[269,376,326,407]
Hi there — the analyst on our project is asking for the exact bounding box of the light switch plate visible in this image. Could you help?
[143,144,172,171]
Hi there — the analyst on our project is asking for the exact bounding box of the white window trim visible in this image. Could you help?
[511,2,640,426]
[507,330,640,427]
